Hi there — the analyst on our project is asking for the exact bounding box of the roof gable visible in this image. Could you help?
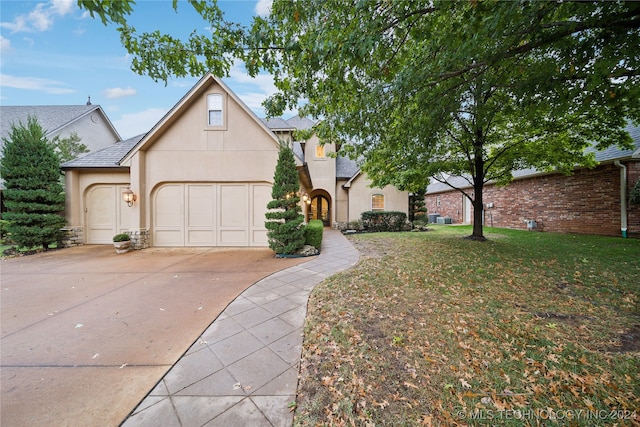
[0,105,120,142]
[120,74,280,164]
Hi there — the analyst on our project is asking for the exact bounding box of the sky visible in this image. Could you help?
[0,0,286,139]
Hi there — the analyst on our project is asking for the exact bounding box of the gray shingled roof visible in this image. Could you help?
[287,115,316,130]
[427,125,640,193]
[1,105,101,142]
[293,141,305,162]
[336,155,360,179]
[61,134,144,169]
[260,117,295,131]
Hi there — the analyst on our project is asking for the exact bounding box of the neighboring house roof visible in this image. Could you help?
[427,125,640,193]
[0,104,122,190]
[260,117,295,131]
[61,134,144,169]
[0,105,121,145]
[287,115,316,130]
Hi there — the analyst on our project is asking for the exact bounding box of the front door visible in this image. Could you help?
[309,196,330,226]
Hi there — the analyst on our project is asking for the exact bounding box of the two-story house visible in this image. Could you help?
[61,73,409,248]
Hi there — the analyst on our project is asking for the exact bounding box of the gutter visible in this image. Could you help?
[614,160,628,238]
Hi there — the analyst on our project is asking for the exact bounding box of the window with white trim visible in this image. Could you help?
[315,144,325,158]
[371,194,385,211]
[207,94,223,126]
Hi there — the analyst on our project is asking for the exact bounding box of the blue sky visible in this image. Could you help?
[0,0,286,139]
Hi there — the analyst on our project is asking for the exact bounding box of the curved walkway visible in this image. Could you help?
[122,229,359,427]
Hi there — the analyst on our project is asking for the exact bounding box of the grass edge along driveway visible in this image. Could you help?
[294,225,640,426]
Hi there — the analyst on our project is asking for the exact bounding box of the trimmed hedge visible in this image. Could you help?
[361,211,409,232]
[305,219,324,249]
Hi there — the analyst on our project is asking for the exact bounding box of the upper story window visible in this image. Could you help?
[371,194,385,211]
[315,144,325,158]
[207,94,223,126]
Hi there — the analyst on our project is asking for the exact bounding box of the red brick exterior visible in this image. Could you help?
[425,160,640,237]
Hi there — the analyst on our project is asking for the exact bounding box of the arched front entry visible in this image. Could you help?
[307,190,331,226]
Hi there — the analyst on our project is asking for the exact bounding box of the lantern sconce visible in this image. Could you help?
[301,192,311,205]
[122,188,137,207]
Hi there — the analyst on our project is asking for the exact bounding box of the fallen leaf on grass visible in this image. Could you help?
[403,381,419,389]
[459,378,471,389]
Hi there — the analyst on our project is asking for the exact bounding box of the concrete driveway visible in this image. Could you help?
[0,245,306,427]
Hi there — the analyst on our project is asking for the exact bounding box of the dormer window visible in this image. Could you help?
[207,94,223,126]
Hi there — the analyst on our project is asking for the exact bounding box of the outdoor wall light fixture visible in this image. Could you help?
[122,188,137,207]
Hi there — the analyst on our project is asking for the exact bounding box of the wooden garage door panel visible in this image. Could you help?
[154,184,184,246]
[153,183,270,247]
[251,184,271,245]
[186,184,216,246]
[219,184,248,246]
[86,185,131,244]
[87,186,116,244]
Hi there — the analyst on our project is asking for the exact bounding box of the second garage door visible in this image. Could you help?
[153,183,271,247]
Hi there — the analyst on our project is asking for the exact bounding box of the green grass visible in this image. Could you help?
[0,241,59,257]
[294,226,640,426]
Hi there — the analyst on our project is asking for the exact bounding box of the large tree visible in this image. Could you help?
[79,0,640,239]
[0,117,66,249]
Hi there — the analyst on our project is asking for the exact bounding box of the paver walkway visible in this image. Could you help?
[122,229,359,426]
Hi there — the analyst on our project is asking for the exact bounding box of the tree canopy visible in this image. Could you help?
[79,0,640,238]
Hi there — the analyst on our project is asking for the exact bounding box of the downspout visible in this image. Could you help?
[614,160,627,238]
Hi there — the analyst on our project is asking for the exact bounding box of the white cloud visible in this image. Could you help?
[0,74,74,94]
[1,0,76,33]
[104,87,137,99]
[112,108,168,140]
[255,0,272,17]
[228,62,277,95]
[51,0,75,16]
[0,36,11,54]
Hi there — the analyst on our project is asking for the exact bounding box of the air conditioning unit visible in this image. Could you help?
[437,217,452,224]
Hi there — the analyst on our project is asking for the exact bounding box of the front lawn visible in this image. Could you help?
[295,226,639,426]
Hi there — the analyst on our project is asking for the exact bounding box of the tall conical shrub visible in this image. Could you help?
[265,143,305,254]
[0,116,66,249]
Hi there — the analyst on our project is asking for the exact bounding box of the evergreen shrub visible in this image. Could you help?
[305,219,324,249]
[361,211,408,232]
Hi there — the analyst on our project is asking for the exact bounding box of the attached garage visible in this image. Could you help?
[85,184,132,244]
[62,74,283,249]
[153,182,271,247]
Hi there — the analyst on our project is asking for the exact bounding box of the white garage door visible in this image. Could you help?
[86,184,132,244]
[153,183,271,247]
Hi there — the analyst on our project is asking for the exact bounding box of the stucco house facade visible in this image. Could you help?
[61,73,409,248]
[424,126,640,237]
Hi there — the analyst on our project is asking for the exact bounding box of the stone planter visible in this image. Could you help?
[113,240,131,254]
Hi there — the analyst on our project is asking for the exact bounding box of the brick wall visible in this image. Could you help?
[425,160,640,237]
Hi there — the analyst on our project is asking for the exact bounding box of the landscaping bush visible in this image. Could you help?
[0,219,10,245]
[361,211,409,232]
[347,219,364,231]
[305,219,324,249]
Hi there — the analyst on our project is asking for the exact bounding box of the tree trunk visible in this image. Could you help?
[471,185,485,240]
[470,138,486,241]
